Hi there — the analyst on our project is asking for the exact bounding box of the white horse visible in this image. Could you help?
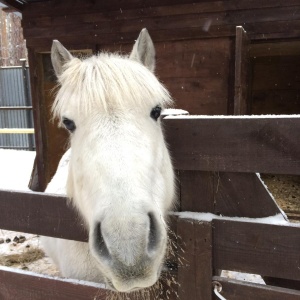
[42,29,175,293]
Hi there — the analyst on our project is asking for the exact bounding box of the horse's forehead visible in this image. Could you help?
[52,55,173,121]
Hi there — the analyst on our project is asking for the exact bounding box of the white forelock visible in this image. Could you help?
[52,53,173,119]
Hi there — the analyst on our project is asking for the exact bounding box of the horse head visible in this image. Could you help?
[51,29,175,292]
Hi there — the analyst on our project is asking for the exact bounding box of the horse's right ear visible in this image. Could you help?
[51,40,73,77]
[129,28,155,72]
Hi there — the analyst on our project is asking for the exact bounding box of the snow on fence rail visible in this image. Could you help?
[1,115,300,299]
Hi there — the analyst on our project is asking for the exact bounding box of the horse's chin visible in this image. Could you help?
[94,260,161,293]
[89,249,161,293]
[104,275,159,293]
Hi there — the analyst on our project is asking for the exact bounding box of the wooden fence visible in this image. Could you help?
[0,115,300,299]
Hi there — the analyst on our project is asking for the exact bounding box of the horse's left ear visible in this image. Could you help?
[129,28,155,72]
[51,40,73,77]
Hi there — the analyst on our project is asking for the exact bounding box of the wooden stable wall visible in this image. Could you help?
[18,0,300,190]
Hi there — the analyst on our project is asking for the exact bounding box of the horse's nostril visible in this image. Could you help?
[94,223,110,260]
[147,213,160,253]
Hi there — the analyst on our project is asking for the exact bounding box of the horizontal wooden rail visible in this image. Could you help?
[0,266,108,300]
[1,190,300,283]
[213,276,300,300]
[163,115,300,174]
[0,189,87,241]
[0,128,34,134]
[213,219,300,281]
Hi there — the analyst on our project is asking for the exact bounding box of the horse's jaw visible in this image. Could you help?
[88,210,168,293]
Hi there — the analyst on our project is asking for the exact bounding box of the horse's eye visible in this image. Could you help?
[62,117,76,132]
[150,106,162,121]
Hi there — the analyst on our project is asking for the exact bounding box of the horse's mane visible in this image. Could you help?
[52,53,173,119]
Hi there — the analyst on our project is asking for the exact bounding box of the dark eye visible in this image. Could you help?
[150,106,162,121]
[62,117,76,132]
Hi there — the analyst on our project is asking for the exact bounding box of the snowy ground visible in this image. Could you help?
[0,149,265,283]
[0,149,35,191]
[0,149,59,276]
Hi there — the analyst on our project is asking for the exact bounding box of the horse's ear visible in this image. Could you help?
[51,40,73,77]
[129,28,155,72]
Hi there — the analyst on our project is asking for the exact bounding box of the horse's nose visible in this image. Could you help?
[94,222,111,261]
[147,212,161,255]
[94,212,162,259]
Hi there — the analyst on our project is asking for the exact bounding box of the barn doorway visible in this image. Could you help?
[248,40,300,221]
[249,41,300,115]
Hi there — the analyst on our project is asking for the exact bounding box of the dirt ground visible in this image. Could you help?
[0,230,59,276]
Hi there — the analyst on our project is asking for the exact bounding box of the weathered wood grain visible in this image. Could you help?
[234,26,250,115]
[179,171,215,212]
[177,218,212,300]
[21,2,300,44]
[0,189,87,241]
[0,266,108,300]
[213,220,300,281]
[212,276,300,300]
[21,0,300,22]
[163,116,300,174]
[179,171,283,218]
[213,172,282,218]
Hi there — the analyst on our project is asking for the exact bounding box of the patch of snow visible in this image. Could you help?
[165,114,300,119]
[172,211,289,225]
[162,108,189,116]
[0,149,35,191]
[221,270,265,284]
[45,149,70,195]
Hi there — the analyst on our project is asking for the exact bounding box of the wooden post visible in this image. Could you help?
[177,218,213,300]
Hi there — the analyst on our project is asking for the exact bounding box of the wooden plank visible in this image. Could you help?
[161,77,229,115]
[23,18,300,50]
[250,41,300,57]
[0,266,108,300]
[179,171,215,212]
[0,189,88,242]
[163,116,300,174]
[177,219,212,300]
[22,2,300,28]
[213,220,300,281]
[22,3,300,39]
[213,172,282,218]
[234,26,250,115]
[179,171,282,218]
[263,277,300,291]
[212,276,300,300]
[23,0,300,19]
